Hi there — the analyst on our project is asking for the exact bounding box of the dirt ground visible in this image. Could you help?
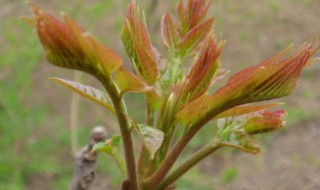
[1,0,320,189]
[206,120,320,190]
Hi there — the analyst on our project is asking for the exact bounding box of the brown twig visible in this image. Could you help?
[70,126,107,190]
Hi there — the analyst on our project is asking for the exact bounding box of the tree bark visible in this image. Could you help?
[70,126,107,190]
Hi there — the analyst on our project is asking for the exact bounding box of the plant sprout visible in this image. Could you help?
[24,0,319,189]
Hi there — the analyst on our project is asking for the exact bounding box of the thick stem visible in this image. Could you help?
[154,93,177,169]
[115,99,138,190]
[145,103,233,189]
[157,141,221,190]
[144,127,196,189]
[99,75,139,190]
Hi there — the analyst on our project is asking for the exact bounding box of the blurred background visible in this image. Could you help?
[0,0,319,189]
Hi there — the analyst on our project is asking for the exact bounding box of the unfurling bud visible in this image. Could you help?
[243,110,286,135]
[26,3,123,79]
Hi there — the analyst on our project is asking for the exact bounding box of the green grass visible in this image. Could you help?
[0,3,102,189]
[219,167,239,185]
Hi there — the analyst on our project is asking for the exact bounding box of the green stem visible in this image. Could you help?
[169,57,181,86]
[156,141,221,190]
[144,127,197,189]
[138,97,154,178]
[157,123,175,161]
[113,149,127,176]
[145,102,234,189]
[99,75,139,190]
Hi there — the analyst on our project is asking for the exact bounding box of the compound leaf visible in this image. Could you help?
[51,77,115,114]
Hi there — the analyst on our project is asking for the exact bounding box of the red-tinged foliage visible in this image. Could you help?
[243,110,286,135]
[176,42,318,126]
[115,66,151,96]
[174,34,224,102]
[161,13,180,52]
[114,66,162,109]
[28,4,123,78]
[178,0,211,34]
[121,1,159,85]
[178,18,215,57]
[212,43,316,105]
[25,1,320,189]
[63,14,123,74]
[175,94,211,125]
[161,0,214,57]
[214,102,283,119]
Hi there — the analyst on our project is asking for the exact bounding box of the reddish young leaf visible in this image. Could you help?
[178,18,214,57]
[161,13,180,52]
[62,14,123,74]
[115,67,162,109]
[178,0,211,34]
[175,94,211,125]
[27,4,123,78]
[243,110,286,135]
[186,0,211,29]
[174,34,224,102]
[115,66,151,96]
[186,35,223,100]
[176,42,319,126]
[211,43,317,105]
[214,102,283,119]
[121,1,159,85]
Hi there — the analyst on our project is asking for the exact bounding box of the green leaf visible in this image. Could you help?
[146,89,163,110]
[115,66,151,96]
[111,134,122,148]
[136,124,164,159]
[93,142,113,154]
[50,77,115,114]
[220,129,260,154]
[93,135,125,175]
[115,66,162,109]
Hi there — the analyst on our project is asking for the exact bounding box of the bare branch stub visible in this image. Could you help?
[70,126,107,190]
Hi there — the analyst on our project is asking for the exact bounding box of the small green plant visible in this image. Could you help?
[24,0,319,189]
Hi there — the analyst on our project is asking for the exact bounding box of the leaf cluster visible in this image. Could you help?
[24,0,319,189]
